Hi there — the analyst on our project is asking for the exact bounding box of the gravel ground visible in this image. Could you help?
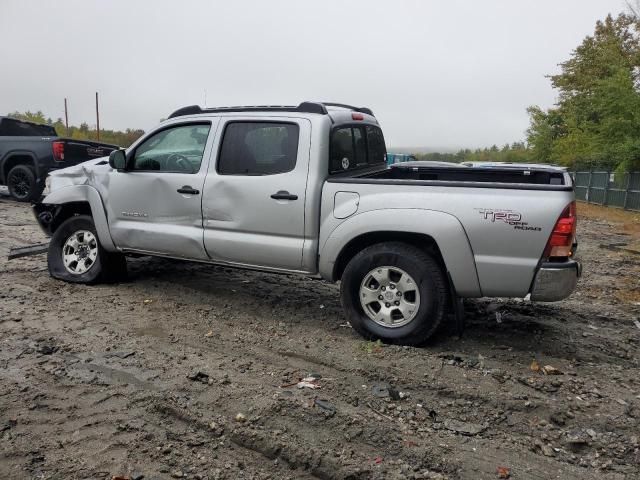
[1,194,639,480]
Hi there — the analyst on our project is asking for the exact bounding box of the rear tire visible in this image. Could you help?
[7,165,43,202]
[48,215,127,284]
[340,242,448,346]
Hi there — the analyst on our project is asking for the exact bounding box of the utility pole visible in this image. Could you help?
[95,92,100,141]
[64,98,69,136]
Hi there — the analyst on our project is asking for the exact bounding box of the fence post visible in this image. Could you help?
[623,172,631,210]
[603,171,610,206]
[586,170,593,204]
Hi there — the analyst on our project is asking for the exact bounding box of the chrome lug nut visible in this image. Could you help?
[394,301,400,306]
[389,284,395,290]
[378,295,384,300]
[385,302,391,308]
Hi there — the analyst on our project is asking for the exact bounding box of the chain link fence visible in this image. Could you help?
[572,171,640,211]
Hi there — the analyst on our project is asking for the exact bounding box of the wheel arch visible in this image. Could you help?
[1,151,38,183]
[37,185,117,251]
[334,231,446,281]
[319,209,482,297]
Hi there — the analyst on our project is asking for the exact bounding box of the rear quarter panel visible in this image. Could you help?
[319,182,574,298]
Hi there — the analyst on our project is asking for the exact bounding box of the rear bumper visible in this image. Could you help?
[530,259,581,302]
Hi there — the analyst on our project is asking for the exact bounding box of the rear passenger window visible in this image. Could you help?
[218,122,299,175]
[330,125,386,173]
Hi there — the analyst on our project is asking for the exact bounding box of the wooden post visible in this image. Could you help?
[95,92,100,141]
[603,171,610,206]
[623,172,631,210]
[64,98,69,137]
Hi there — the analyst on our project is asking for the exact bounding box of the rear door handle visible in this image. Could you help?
[270,190,298,201]
[177,186,199,195]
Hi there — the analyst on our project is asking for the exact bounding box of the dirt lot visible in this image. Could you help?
[1,195,639,480]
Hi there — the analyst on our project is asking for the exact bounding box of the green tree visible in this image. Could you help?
[527,12,640,170]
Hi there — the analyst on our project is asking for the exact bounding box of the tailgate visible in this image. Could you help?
[62,140,118,163]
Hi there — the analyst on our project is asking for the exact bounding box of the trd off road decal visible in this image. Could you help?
[476,208,541,232]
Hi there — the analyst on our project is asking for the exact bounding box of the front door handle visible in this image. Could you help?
[270,190,298,201]
[177,186,199,195]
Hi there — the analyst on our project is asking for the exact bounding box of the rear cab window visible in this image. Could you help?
[330,124,386,174]
[217,122,299,175]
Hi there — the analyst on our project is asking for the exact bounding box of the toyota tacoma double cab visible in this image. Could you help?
[33,102,581,345]
[0,116,118,201]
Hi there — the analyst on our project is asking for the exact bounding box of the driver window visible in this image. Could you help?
[131,123,211,173]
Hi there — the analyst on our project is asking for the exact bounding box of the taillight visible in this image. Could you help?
[543,201,577,259]
[351,113,364,120]
[52,141,65,161]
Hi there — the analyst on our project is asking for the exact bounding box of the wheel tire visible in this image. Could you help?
[47,215,126,284]
[7,165,42,202]
[340,242,448,346]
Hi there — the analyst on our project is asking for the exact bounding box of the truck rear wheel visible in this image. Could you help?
[340,242,448,346]
[7,165,43,202]
[48,215,127,284]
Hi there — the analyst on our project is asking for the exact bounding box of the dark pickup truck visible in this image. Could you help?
[0,116,119,201]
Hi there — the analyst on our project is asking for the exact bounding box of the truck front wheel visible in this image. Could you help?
[340,242,448,346]
[48,215,126,284]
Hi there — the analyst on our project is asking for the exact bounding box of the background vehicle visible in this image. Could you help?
[33,102,581,345]
[0,116,118,201]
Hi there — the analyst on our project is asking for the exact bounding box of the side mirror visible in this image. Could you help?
[109,149,127,170]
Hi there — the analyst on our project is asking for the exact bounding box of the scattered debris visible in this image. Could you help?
[235,413,246,423]
[633,319,640,331]
[530,359,541,372]
[495,311,503,323]
[540,444,555,457]
[366,403,394,421]
[204,330,214,337]
[541,365,563,375]
[371,383,401,400]
[314,398,336,415]
[296,377,321,389]
[105,350,136,359]
[186,371,210,383]
[143,299,152,305]
[564,430,590,452]
[1,419,17,433]
[111,476,131,480]
[7,242,49,260]
[443,419,487,436]
[373,456,383,464]
[36,344,58,355]
[339,321,352,328]
[496,466,511,479]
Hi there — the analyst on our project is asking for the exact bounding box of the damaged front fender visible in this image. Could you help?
[32,184,117,252]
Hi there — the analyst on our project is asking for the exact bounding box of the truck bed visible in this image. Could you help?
[329,161,572,191]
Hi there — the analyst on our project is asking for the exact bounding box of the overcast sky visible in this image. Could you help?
[0,0,629,150]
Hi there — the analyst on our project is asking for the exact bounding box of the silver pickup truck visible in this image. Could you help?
[33,102,581,345]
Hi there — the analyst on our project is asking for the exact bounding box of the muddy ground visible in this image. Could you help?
[1,194,639,480]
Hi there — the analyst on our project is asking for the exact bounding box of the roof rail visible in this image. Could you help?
[167,101,374,119]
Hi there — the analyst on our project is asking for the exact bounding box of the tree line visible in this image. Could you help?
[420,6,640,172]
[7,110,144,147]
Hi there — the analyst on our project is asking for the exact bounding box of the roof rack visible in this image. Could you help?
[168,102,374,119]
